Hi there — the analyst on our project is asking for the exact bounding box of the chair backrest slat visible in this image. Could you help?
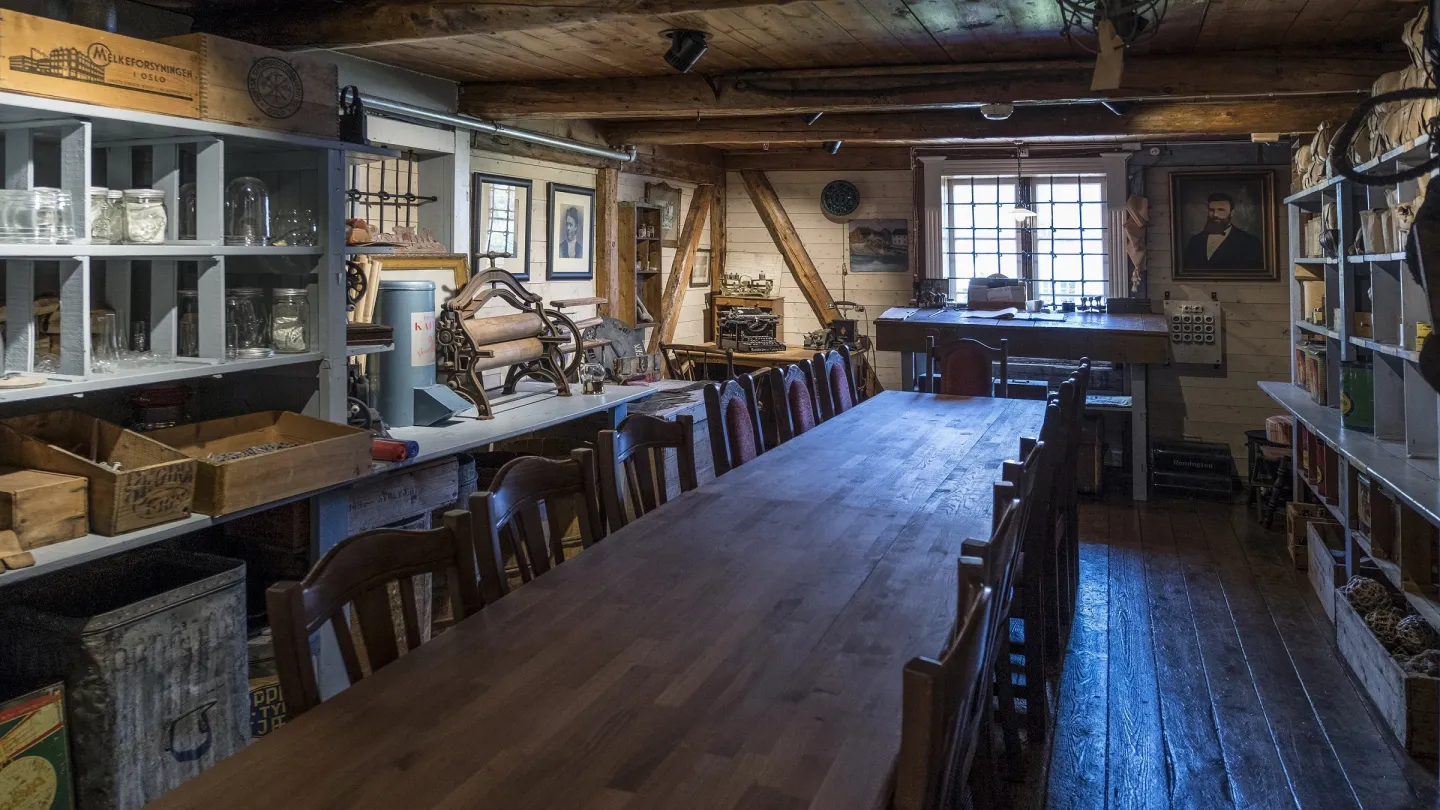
[598,413,699,531]
[767,361,822,442]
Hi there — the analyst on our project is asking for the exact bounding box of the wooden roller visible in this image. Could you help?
[471,338,546,372]
[463,312,546,344]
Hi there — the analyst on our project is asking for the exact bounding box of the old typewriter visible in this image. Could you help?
[718,307,785,353]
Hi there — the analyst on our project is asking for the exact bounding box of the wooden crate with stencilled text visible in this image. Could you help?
[0,412,194,536]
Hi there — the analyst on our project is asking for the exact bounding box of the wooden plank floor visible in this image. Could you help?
[1045,497,1438,810]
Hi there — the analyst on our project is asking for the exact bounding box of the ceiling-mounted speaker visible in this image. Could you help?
[821,180,861,223]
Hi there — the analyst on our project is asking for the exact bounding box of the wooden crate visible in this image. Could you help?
[0,412,195,536]
[1287,502,1329,570]
[0,9,199,118]
[1309,521,1347,623]
[159,34,337,138]
[1357,474,1400,560]
[148,411,371,517]
[1334,593,1440,756]
[1398,502,1439,600]
[347,456,458,534]
[0,467,87,550]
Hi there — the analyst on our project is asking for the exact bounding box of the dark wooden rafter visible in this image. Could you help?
[458,52,1399,120]
[210,0,806,49]
[651,185,714,351]
[739,170,837,326]
[605,97,1363,146]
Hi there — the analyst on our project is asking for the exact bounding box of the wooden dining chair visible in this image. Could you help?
[704,374,765,475]
[596,413,699,532]
[813,345,860,421]
[894,570,996,810]
[962,482,1027,775]
[1001,426,1060,744]
[1056,362,1090,631]
[467,450,604,604]
[749,368,784,450]
[767,360,823,443]
[924,334,1009,397]
[1026,399,1070,675]
[267,517,482,719]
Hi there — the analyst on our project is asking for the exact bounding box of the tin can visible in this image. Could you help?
[1418,322,1432,351]
[1341,360,1374,433]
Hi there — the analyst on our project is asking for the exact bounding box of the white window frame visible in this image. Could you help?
[920,154,1131,299]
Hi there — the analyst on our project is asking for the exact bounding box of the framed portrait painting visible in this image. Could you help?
[547,182,594,280]
[1169,170,1277,281]
[645,181,682,247]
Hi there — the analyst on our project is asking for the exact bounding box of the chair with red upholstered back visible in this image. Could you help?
[924,335,1008,397]
[766,361,822,444]
[813,346,859,421]
[704,374,765,476]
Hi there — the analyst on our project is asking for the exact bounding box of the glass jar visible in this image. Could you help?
[123,189,167,244]
[88,187,121,244]
[224,177,270,246]
[33,187,73,244]
[270,288,309,353]
[178,290,199,357]
[92,311,121,372]
[226,287,271,359]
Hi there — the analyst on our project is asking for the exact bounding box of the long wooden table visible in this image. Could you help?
[152,392,1045,810]
[875,307,1169,500]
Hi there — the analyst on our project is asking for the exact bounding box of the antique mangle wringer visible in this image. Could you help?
[436,264,584,419]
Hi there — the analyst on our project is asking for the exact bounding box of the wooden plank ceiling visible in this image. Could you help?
[180,0,1414,151]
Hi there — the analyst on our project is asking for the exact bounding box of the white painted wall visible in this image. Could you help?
[724,170,914,390]
[1144,163,1292,467]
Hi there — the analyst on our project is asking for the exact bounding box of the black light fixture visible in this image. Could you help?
[824,140,843,155]
[1101,100,1135,116]
[662,29,709,74]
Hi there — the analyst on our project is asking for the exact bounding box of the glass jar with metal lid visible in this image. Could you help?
[122,189,167,244]
[226,287,271,359]
[269,288,310,353]
[88,187,124,244]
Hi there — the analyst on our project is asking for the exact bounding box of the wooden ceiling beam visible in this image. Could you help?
[604,97,1363,146]
[458,52,1399,120]
[208,0,803,50]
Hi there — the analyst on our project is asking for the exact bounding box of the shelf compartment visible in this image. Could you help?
[1295,257,1338,266]
[1351,337,1419,363]
[0,352,321,404]
[1349,253,1408,263]
[1297,320,1339,340]
[346,343,393,357]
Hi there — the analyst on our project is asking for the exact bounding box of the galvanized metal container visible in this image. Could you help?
[374,278,437,428]
[0,548,248,810]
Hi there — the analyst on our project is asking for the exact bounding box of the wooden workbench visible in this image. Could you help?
[667,342,829,367]
[875,307,1170,500]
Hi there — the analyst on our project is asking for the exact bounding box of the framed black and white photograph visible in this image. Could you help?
[646,181,682,247]
[848,219,910,272]
[691,248,712,288]
[472,173,532,280]
[547,182,594,280]
[1169,170,1277,281]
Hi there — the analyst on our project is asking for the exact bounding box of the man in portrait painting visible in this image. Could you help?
[559,205,585,259]
[1182,192,1264,270]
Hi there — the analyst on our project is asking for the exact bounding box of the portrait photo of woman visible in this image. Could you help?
[548,183,595,279]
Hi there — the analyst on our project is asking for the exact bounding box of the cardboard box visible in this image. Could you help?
[148,411,371,516]
[0,9,198,118]
[0,467,87,550]
[159,34,338,138]
[0,412,195,536]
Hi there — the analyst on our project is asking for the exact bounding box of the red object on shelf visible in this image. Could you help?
[372,439,418,462]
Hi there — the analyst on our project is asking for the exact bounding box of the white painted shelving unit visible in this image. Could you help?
[0,89,397,586]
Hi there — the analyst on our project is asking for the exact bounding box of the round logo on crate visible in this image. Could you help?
[247,57,304,119]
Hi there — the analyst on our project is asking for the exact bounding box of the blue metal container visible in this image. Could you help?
[375,279,437,428]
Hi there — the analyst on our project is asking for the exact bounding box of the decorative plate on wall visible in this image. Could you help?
[820,180,861,220]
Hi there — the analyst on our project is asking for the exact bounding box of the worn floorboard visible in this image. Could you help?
[1045,497,1438,810]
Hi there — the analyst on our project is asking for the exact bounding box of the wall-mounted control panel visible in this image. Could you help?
[1164,299,1223,365]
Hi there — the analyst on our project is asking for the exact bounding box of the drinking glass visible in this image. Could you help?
[226,287,271,358]
[270,207,316,247]
[224,177,271,246]
[179,183,197,240]
[92,311,121,372]
[178,290,199,357]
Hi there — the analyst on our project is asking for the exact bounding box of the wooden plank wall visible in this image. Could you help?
[1142,145,1293,468]
[725,169,914,389]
